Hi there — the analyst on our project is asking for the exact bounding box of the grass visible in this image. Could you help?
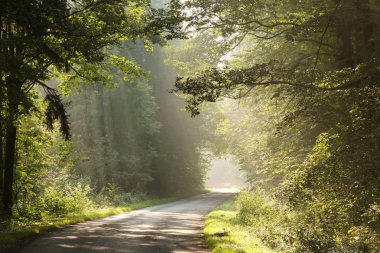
[0,191,206,250]
[204,197,276,253]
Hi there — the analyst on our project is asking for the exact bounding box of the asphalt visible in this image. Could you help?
[16,192,234,253]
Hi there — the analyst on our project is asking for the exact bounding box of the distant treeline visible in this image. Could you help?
[69,42,205,196]
[0,41,206,220]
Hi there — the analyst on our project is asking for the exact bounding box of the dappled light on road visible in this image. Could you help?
[19,193,233,253]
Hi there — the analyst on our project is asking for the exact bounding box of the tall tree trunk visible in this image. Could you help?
[83,86,93,144]
[2,78,20,215]
[2,9,19,216]
[0,6,4,197]
[2,122,16,215]
[97,83,109,184]
[355,0,374,61]
[97,84,106,139]
[333,0,355,68]
[83,86,102,189]
[0,111,3,194]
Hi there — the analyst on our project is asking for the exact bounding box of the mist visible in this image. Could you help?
[205,156,246,190]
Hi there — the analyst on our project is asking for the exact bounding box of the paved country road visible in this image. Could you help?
[15,192,234,253]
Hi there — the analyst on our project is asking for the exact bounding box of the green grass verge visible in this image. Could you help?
[204,197,276,253]
[0,191,207,250]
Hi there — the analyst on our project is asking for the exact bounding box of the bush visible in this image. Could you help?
[112,192,147,206]
[235,189,380,253]
[236,190,294,250]
[236,190,277,227]
[93,184,148,207]
[41,183,92,216]
[15,205,42,222]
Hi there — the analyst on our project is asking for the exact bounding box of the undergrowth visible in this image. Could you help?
[204,196,278,253]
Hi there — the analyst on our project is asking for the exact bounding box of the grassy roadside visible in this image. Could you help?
[204,197,276,253]
[0,191,207,250]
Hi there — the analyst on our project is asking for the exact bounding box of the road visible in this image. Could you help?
[17,192,233,253]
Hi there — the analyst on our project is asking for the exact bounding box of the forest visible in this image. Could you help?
[1,0,380,252]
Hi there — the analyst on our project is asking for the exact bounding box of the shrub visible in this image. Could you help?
[236,190,277,227]
[236,190,305,252]
[112,192,147,206]
[41,183,92,216]
[93,184,148,207]
[15,205,42,222]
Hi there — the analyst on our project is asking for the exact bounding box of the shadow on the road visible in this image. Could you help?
[44,218,207,252]
[19,192,235,253]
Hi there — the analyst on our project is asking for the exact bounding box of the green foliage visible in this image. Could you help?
[236,191,277,227]
[0,0,186,215]
[1,28,207,225]
[41,184,91,216]
[168,0,380,252]
[111,192,148,206]
[205,197,278,253]
[235,191,294,251]
[92,183,148,207]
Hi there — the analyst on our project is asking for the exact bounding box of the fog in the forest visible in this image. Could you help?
[205,156,246,190]
[2,1,380,251]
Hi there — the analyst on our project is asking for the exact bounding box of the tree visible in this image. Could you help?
[0,0,183,215]
[172,0,380,115]
[170,0,380,251]
[68,44,161,192]
[147,46,207,195]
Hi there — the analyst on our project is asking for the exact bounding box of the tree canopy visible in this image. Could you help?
[169,0,380,251]
[1,1,380,251]
[0,0,183,214]
[173,0,380,115]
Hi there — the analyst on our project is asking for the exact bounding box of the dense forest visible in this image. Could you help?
[0,0,205,221]
[1,0,380,252]
[170,0,380,252]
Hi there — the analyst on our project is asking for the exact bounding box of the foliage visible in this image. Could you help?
[168,0,380,252]
[41,183,91,216]
[0,0,186,214]
[205,197,277,253]
[236,191,277,227]
[0,0,208,222]
[235,191,294,251]
[66,40,207,196]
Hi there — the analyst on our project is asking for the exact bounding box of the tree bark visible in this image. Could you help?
[2,76,21,215]
[0,112,3,194]
[355,0,374,60]
[333,0,355,68]
[2,122,16,215]
[0,8,4,196]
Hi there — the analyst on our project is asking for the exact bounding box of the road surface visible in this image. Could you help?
[16,192,234,253]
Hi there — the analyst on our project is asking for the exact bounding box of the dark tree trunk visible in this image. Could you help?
[333,0,355,68]
[1,2,19,216]
[0,115,3,194]
[355,0,374,61]
[336,25,354,68]
[2,122,16,215]
[0,10,4,197]
[2,77,21,216]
